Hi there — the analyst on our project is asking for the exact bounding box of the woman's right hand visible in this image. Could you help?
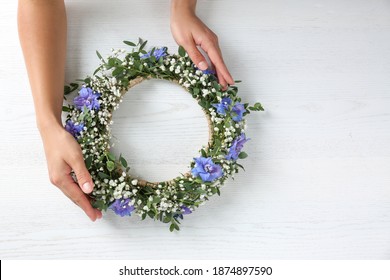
[40,123,102,221]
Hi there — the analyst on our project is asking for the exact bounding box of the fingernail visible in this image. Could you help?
[82,182,92,193]
[198,61,208,70]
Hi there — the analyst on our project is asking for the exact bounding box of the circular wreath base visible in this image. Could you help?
[63,39,263,231]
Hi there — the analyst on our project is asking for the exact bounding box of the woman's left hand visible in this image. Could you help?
[170,0,234,90]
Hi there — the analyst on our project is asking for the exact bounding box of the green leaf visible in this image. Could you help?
[93,65,102,74]
[96,50,105,63]
[193,87,200,96]
[169,223,175,232]
[62,106,70,112]
[85,156,93,169]
[119,155,128,168]
[238,152,248,159]
[92,200,108,211]
[162,213,172,223]
[234,80,242,83]
[198,100,207,109]
[236,163,245,171]
[112,67,124,77]
[139,40,148,51]
[250,102,265,111]
[178,46,186,57]
[106,161,115,172]
[212,81,221,91]
[121,77,129,88]
[195,177,203,184]
[108,57,117,67]
[64,83,79,95]
[98,172,110,179]
[123,40,136,47]
[147,211,154,219]
[107,153,116,161]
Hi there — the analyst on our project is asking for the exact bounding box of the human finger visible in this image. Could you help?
[202,42,234,86]
[182,40,208,70]
[61,175,102,221]
[216,68,228,91]
[67,152,94,194]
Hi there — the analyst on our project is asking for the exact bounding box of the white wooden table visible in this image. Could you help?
[0,0,389,259]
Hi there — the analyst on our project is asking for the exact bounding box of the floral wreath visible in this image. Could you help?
[63,39,263,231]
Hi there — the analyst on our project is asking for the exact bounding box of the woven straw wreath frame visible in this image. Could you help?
[63,40,262,231]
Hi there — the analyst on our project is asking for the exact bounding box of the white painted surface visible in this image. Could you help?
[0,0,390,259]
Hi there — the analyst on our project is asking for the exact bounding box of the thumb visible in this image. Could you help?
[70,155,94,194]
[183,41,208,70]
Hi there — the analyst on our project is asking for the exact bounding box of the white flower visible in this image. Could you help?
[131,179,138,186]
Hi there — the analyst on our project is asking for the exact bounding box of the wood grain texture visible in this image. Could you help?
[0,0,389,259]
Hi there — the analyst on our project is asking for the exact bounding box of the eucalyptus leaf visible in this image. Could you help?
[123,40,136,47]
[96,50,105,63]
[98,172,110,179]
[178,45,186,57]
[119,156,128,168]
[85,156,93,169]
[107,161,115,172]
[238,152,248,159]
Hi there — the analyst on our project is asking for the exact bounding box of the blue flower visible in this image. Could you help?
[191,156,224,182]
[195,66,216,75]
[212,97,232,116]
[226,133,250,160]
[65,120,84,139]
[181,206,192,215]
[74,87,100,111]
[201,69,216,75]
[109,198,135,217]
[141,47,167,60]
[231,103,246,122]
[173,206,192,220]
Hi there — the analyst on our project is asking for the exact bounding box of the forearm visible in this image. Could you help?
[171,0,197,16]
[18,0,67,134]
